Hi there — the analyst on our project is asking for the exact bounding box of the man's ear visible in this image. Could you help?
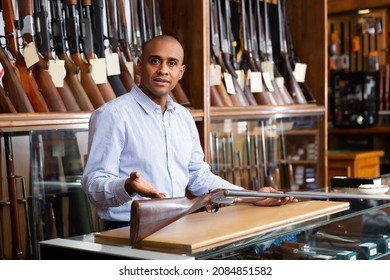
[137,58,143,69]
[179,64,186,80]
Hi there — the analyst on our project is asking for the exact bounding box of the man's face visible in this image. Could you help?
[138,38,186,99]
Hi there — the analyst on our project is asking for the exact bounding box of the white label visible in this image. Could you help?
[275,77,285,89]
[261,60,274,80]
[293,62,307,83]
[23,42,40,68]
[210,64,221,86]
[90,58,108,84]
[262,72,274,92]
[48,59,66,87]
[223,72,236,94]
[236,69,245,90]
[106,52,121,76]
[250,71,263,93]
[125,61,134,79]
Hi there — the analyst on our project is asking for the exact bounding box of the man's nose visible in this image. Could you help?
[157,62,169,74]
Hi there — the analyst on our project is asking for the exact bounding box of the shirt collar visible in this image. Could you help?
[133,85,176,115]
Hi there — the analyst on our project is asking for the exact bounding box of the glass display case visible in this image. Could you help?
[209,106,325,191]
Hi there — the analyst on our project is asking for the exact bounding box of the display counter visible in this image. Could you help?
[39,187,390,260]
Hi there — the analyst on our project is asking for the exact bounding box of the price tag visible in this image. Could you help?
[293,62,307,83]
[275,77,285,89]
[250,71,263,93]
[262,72,274,92]
[223,72,236,94]
[23,42,40,68]
[236,69,245,90]
[106,52,121,76]
[49,59,66,87]
[210,64,221,86]
[90,58,108,84]
[125,61,134,79]
[261,60,274,80]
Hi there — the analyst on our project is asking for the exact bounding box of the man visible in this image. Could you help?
[81,35,296,230]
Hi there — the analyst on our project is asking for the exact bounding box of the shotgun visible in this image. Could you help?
[1,0,44,112]
[210,0,234,107]
[225,0,257,106]
[278,119,294,190]
[64,0,105,109]
[261,0,294,105]
[79,0,117,102]
[129,0,141,84]
[117,0,136,91]
[242,0,277,106]
[275,0,308,104]
[216,0,249,106]
[131,187,389,243]
[32,0,81,111]
[18,0,68,112]
[91,0,127,96]
[49,0,94,111]
[0,47,33,112]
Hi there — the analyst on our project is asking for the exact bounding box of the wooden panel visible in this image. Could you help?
[95,200,349,254]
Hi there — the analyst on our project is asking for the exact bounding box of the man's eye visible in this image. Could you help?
[150,58,160,64]
[168,60,178,67]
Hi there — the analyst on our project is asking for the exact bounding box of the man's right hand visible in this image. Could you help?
[125,171,167,198]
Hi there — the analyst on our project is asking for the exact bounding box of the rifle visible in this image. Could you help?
[210,0,234,107]
[78,0,117,102]
[116,0,136,91]
[241,0,277,106]
[260,0,294,105]
[49,0,94,111]
[130,188,390,243]
[63,0,105,109]
[225,0,257,106]
[0,47,30,112]
[90,0,127,96]
[275,0,308,104]
[216,0,249,106]
[1,0,44,112]
[33,0,81,111]
[18,0,68,112]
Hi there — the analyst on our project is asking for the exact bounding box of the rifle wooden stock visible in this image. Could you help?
[59,53,95,111]
[215,83,234,106]
[210,85,224,107]
[0,47,34,112]
[0,85,17,113]
[172,83,191,107]
[71,53,106,109]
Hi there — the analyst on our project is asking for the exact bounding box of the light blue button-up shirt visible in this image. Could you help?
[81,86,242,221]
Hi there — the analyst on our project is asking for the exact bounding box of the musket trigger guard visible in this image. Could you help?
[205,203,219,213]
